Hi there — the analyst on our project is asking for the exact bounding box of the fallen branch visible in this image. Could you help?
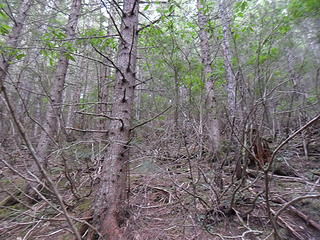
[274,196,320,231]
[269,208,305,240]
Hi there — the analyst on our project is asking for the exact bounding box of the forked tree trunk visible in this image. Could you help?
[28,0,82,189]
[197,0,221,155]
[92,0,139,239]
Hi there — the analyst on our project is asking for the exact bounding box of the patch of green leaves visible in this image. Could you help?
[288,0,320,18]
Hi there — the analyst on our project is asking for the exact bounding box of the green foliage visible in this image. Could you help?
[144,4,150,11]
[181,60,204,93]
[0,43,26,61]
[79,28,117,51]
[248,46,280,65]
[234,0,249,17]
[306,95,317,104]
[0,4,11,36]
[212,58,225,81]
[288,0,320,18]
[199,0,214,15]
[15,53,26,60]
[0,23,11,36]
[39,27,78,66]
[306,88,318,104]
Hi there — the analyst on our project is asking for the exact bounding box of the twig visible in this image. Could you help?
[75,110,124,128]
[65,127,109,133]
[131,105,171,130]
[138,11,173,33]
[92,45,125,79]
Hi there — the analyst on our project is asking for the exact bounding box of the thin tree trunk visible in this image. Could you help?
[66,58,85,134]
[0,0,33,145]
[219,1,236,121]
[197,0,221,155]
[97,10,114,134]
[98,58,110,131]
[92,0,139,239]
[29,0,82,192]
[173,67,180,131]
[0,0,33,93]
[33,96,41,137]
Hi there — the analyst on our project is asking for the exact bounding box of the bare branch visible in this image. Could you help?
[131,105,171,130]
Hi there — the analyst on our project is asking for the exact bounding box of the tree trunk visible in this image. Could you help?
[0,0,33,145]
[97,11,114,135]
[173,66,180,131]
[0,0,33,92]
[28,0,82,194]
[92,0,139,239]
[66,58,85,135]
[219,1,237,121]
[197,0,221,155]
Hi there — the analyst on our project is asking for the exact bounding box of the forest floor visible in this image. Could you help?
[1,126,320,240]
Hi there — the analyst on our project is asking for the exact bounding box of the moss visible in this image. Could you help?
[299,199,320,222]
[278,227,290,239]
[0,207,14,219]
[0,203,26,220]
[0,177,26,188]
[76,198,91,212]
[61,233,74,240]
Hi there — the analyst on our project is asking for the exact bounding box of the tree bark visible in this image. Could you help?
[29,0,82,184]
[197,0,221,155]
[0,0,33,92]
[173,66,180,131]
[219,1,237,121]
[0,0,33,146]
[92,0,139,239]
[66,58,85,135]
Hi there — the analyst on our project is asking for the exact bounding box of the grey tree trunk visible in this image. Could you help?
[173,66,180,130]
[92,0,139,239]
[28,0,82,194]
[66,58,85,135]
[219,1,237,121]
[97,11,114,135]
[197,0,221,155]
[98,59,110,130]
[0,0,33,143]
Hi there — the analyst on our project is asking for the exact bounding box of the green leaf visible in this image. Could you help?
[0,24,11,35]
[233,33,240,40]
[240,1,248,11]
[40,49,48,56]
[144,4,150,11]
[65,53,76,62]
[16,53,26,60]
[49,57,54,66]
[169,4,174,12]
